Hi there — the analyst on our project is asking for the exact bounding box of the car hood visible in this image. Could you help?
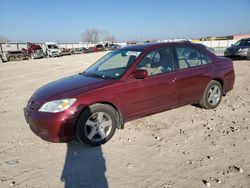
[227,46,250,50]
[29,45,42,51]
[32,74,113,103]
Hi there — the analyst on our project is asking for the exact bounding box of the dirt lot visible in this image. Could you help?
[0,53,250,188]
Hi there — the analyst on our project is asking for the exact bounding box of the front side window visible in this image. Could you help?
[136,47,174,76]
[84,49,142,79]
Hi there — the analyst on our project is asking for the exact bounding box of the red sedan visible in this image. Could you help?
[24,42,235,146]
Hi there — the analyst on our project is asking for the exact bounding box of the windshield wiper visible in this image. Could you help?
[84,72,107,80]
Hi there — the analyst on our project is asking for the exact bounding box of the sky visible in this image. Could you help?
[0,0,250,42]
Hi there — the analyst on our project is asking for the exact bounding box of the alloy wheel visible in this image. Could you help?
[84,112,112,142]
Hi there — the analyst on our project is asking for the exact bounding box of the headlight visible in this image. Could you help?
[39,98,76,113]
[238,48,248,52]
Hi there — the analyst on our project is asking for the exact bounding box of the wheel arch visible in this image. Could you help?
[97,101,124,129]
[213,78,226,96]
[76,101,124,130]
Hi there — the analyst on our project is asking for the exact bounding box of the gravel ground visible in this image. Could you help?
[0,53,250,188]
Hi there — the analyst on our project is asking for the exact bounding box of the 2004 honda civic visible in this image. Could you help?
[24,42,235,146]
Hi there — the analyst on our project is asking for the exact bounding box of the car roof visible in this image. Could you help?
[122,41,193,51]
[45,42,57,45]
[241,38,250,40]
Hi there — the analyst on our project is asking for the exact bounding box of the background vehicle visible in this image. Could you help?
[44,42,61,57]
[224,38,250,60]
[27,43,45,59]
[73,47,89,54]
[60,48,72,56]
[24,42,235,146]
[104,43,120,50]
[5,50,29,61]
[95,44,104,51]
[88,47,98,53]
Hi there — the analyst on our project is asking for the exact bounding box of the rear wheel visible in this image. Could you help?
[199,80,222,109]
[76,104,117,146]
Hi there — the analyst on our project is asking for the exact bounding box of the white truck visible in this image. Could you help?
[43,42,61,57]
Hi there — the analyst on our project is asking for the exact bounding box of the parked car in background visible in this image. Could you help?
[110,44,120,50]
[44,42,61,57]
[224,38,250,60]
[5,50,29,61]
[27,43,45,59]
[89,47,98,53]
[95,44,104,51]
[104,43,120,50]
[60,48,72,56]
[24,42,235,146]
[74,47,89,54]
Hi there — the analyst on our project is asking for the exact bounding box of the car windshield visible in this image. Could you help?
[234,40,250,46]
[84,48,142,80]
[48,44,59,49]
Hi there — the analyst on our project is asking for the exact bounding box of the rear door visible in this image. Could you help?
[173,45,213,106]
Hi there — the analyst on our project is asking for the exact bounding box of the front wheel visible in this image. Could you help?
[76,104,117,146]
[247,55,250,60]
[199,80,222,109]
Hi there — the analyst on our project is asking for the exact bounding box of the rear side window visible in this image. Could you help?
[176,47,211,69]
[200,52,212,65]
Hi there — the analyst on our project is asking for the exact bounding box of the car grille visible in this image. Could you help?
[36,49,43,54]
[229,49,238,53]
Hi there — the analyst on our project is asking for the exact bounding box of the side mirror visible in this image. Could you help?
[134,69,148,79]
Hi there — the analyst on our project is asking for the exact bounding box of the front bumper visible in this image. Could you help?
[224,50,248,58]
[23,106,77,142]
[33,52,44,59]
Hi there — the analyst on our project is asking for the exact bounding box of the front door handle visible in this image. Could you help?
[168,78,176,84]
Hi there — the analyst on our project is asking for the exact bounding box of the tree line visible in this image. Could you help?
[81,29,116,45]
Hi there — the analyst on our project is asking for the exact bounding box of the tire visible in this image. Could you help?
[199,80,223,109]
[76,104,117,146]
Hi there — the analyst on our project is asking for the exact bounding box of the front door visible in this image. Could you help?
[123,47,178,120]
